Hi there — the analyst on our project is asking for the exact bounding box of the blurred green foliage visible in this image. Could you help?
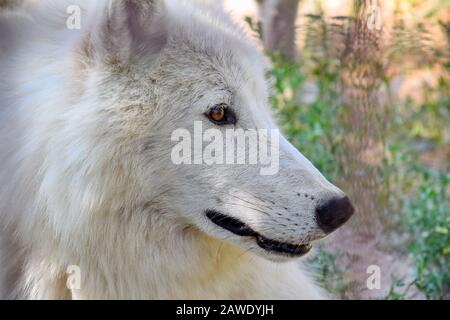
[269,53,449,300]
[267,54,344,181]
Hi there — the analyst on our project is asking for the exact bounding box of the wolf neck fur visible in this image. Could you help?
[31,209,259,299]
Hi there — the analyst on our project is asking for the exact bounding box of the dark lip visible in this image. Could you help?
[205,209,312,256]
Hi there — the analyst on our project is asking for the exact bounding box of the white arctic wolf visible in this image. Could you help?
[0,0,354,299]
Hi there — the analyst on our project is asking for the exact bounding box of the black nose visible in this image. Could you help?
[316,196,354,233]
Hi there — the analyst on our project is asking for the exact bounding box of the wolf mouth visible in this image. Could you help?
[205,210,312,256]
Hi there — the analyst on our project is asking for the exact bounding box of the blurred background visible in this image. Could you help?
[223,0,449,299]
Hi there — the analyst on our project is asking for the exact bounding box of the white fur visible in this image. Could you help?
[0,0,344,299]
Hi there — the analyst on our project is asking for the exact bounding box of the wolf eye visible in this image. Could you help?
[206,104,236,125]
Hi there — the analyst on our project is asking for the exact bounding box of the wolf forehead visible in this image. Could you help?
[82,0,266,88]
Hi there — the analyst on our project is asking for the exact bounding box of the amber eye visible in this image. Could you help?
[209,105,226,122]
[206,104,236,125]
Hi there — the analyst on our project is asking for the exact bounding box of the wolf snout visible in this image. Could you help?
[315,196,354,233]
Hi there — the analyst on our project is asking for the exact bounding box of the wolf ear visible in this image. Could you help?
[89,0,167,62]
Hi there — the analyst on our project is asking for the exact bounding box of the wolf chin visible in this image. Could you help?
[0,0,354,299]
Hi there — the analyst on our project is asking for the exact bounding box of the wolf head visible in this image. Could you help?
[53,0,354,261]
